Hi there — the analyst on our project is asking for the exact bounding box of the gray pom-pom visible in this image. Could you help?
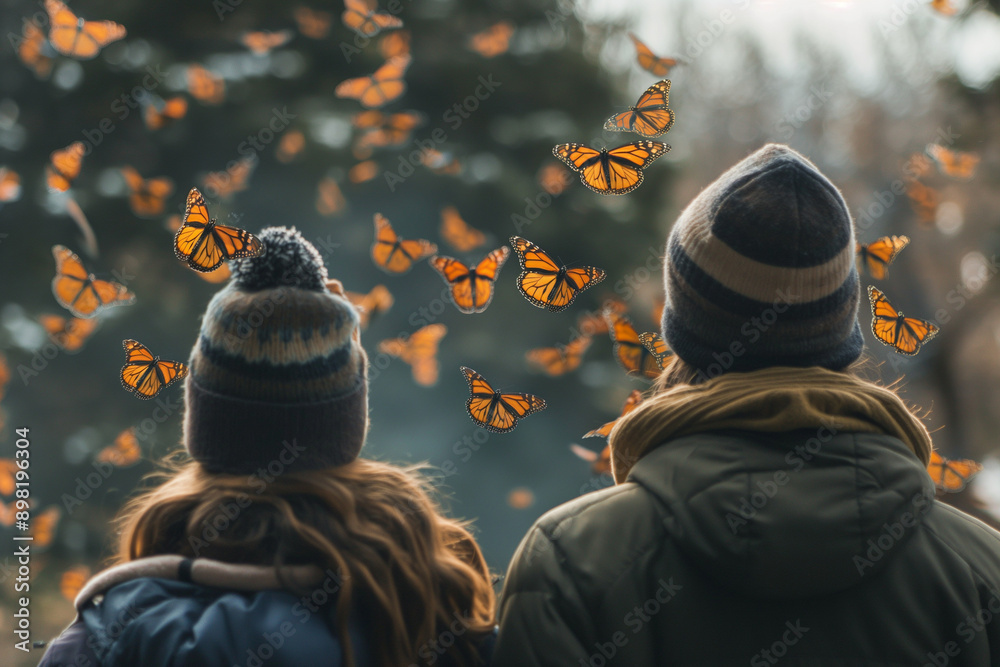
[231,226,328,291]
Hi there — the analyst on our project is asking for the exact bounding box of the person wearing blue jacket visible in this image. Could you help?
[39,227,496,667]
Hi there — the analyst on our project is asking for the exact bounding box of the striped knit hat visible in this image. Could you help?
[663,143,863,376]
[184,226,368,474]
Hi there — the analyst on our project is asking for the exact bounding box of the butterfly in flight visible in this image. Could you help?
[276,129,306,163]
[526,335,592,376]
[468,21,515,58]
[315,177,346,216]
[906,180,938,225]
[293,6,333,39]
[926,450,982,493]
[461,366,546,433]
[202,156,256,199]
[120,339,189,400]
[121,166,174,218]
[510,236,606,312]
[370,213,437,274]
[353,110,424,150]
[31,506,61,549]
[379,30,410,58]
[537,162,572,196]
[583,389,644,441]
[240,29,293,55]
[856,236,909,280]
[51,245,136,319]
[349,160,379,184]
[39,314,98,353]
[45,0,126,59]
[187,64,226,105]
[573,389,645,475]
[0,167,21,203]
[926,144,979,180]
[605,310,672,378]
[46,141,85,192]
[342,0,403,37]
[345,284,394,329]
[96,427,141,467]
[379,324,447,386]
[143,95,188,131]
[604,79,675,139]
[576,299,627,338]
[867,286,939,356]
[553,141,668,195]
[336,55,411,108]
[628,33,680,77]
[17,22,53,78]
[61,565,91,603]
[174,188,264,273]
[439,206,486,252]
[430,247,510,314]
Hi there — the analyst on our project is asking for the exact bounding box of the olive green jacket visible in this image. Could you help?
[494,430,1000,666]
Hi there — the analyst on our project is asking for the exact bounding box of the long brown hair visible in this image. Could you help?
[114,457,496,667]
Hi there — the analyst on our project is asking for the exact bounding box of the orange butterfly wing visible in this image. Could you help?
[96,428,141,467]
[316,177,346,216]
[336,56,410,108]
[120,339,189,400]
[294,6,333,39]
[468,21,515,58]
[61,565,91,603]
[628,33,678,77]
[0,167,22,203]
[45,0,126,59]
[604,79,675,138]
[370,213,437,274]
[906,180,938,224]
[526,335,592,376]
[856,235,909,280]
[867,286,939,356]
[461,366,546,433]
[144,96,188,130]
[276,129,306,163]
[187,64,226,105]
[345,285,394,329]
[51,245,135,318]
[174,188,263,272]
[39,314,98,353]
[638,332,674,372]
[440,206,486,252]
[583,389,644,440]
[553,141,668,195]
[430,247,509,314]
[379,30,410,58]
[240,29,293,55]
[342,0,403,37]
[18,22,53,78]
[927,450,982,492]
[122,167,174,217]
[46,142,85,191]
[606,311,662,378]
[378,324,446,386]
[510,236,606,312]
[927,144,979,180]
[0,458,17,495]
[31,506,61,548]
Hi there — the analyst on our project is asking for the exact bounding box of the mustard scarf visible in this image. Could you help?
[608,366,932,484]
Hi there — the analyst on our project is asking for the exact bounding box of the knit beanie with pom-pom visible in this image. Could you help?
[183,226,369,474]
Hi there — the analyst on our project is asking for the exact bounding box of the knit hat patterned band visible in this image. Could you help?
[662,143,863,375]
[184,227,369,474]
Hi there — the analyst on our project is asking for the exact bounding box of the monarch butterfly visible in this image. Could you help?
[576,299,627,337]
[430,247,510,314]
[422,149,461,175]
[39,314,98,353]
[275,129,306,163]
[537,162,572,196]
[316,177,346,216]
[17,22,53,78]
[96,428,141,467]
[379,30,410,58]
[370,213,437,274]
[906,180,938,224]
[45,0,126,59]
[638,332,674,368]
[46,141,85,192]
[120,339,189,400]
[0,167,22,203]
[867,286,939,356]
[461,366,546,433]
[0,458,17,495]
[927,450,982,493]
[604,79,675,139]
[856,236,910,280]
[906,152,934,180]
[240,29,293,55]
[174,188,264,273]
[526,335,592,376]
[345,284,394,329]
[379,324,447,387]
[335,55,411,108]
[926,144,979,180]
[31,506,61,549]
[605,311,670,378]
[121,166,174,218]
[583,389,644,440]
[468,21,515,58]
[202,156,255,199]
[293,6,333,39]
[342,0,403,37]
[143,95,188,130]
[51,245,136,319]
[931,0,958,16]
[353,111,424,150]
[61,565,91,603]
[628,32,680,77]
[510,236,606,312]
[440,206,486,252]
[187,64,226,105]
[348,160,379,184]
[553,141,668,195]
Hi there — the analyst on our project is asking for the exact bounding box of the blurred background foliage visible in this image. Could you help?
[3,0,1000,663]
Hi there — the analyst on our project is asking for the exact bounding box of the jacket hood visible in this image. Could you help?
[628,429,936,600]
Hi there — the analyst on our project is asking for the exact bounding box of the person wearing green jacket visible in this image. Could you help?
[494,143,1000,666]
